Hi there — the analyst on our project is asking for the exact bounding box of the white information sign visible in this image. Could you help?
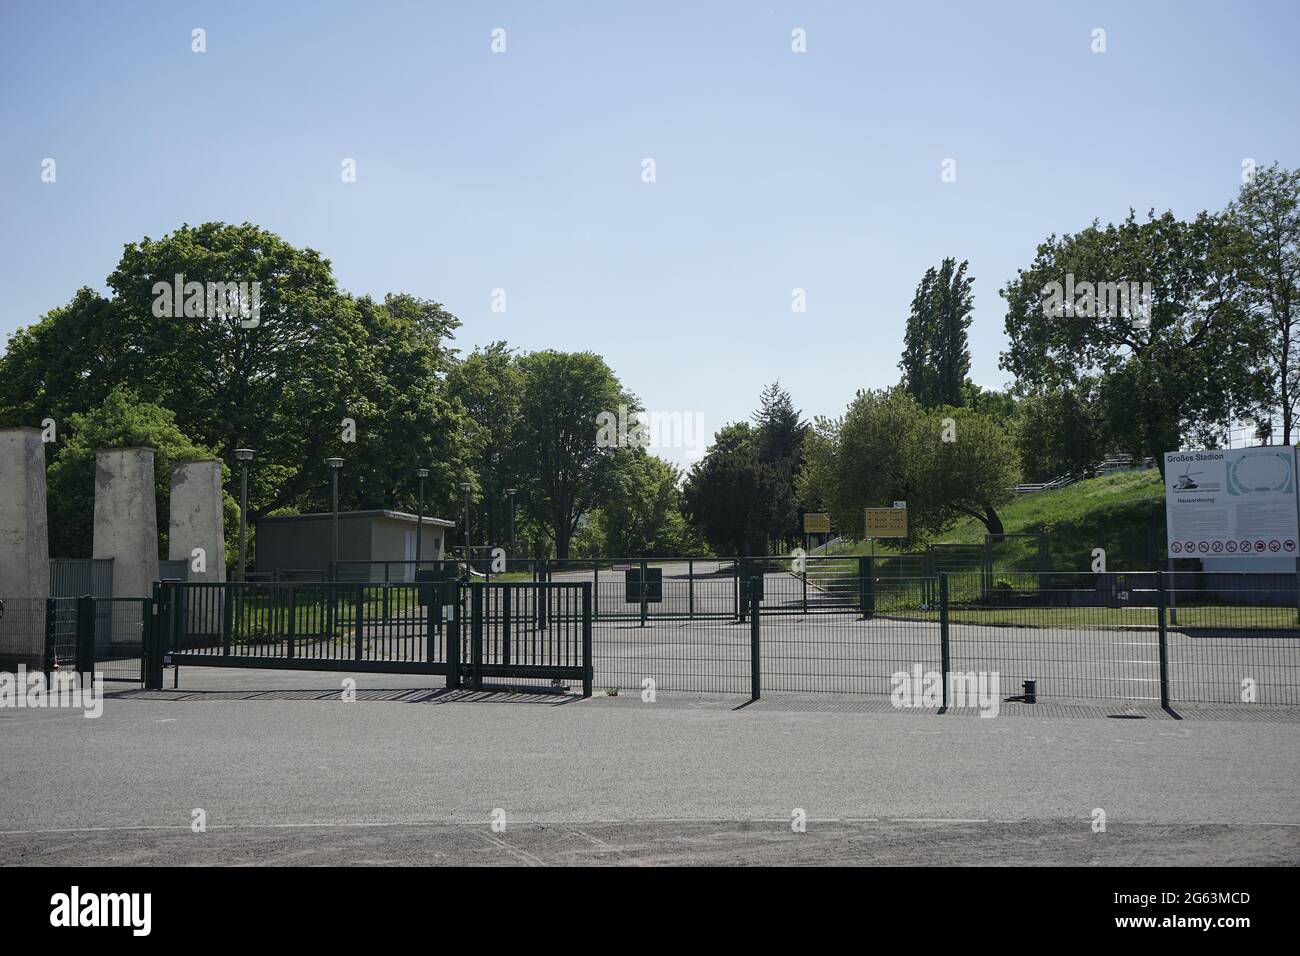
[1164,447,1300,559]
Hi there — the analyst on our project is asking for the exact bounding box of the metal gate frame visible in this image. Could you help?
[460,581,592,695]
[147,580,592,698]
[49,595,147,685]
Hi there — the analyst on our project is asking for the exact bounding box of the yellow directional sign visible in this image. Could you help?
[865,507,908,538]
[803,512,831,533]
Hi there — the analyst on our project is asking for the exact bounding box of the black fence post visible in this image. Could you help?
[137,597,149,684]
[75,595,94,677]
[471,583,484,691]
[145,583,165,690]
[639,558,648,628]
[43,598,57,680]
[858,556,868,619]
[221,585,233,658]
[424,586,437,664]
[1156,570,1171,710]
[866,556,876,617]
[326,582,337,642]
[286,586,297,660]
[802,556,808,614]
[539,560,549,631]
[688,558,694,620]
[733,561,740,620]
[447,583,462,689]
[582,582,593,699]
[922,547,932,605]
[750,577,761,701]
[354,585,365,661]
[503,584,512,667]
[982,535,993,603]
[939,572,951,709]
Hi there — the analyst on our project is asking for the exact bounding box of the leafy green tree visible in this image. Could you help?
[511,350,636,559]
[797,388,1020,542]
[0,223,474,533]
[0,288,124,426]
[796,388,931,542]
[584,452,700,557]
[1227,163,1300,441]
[1000,210,1268,474]
[900,258,974,408]
[751,381,806,550]
[1012,385,1105,483]
[45,388,238,561]
[101,222,366,514]
[337,293,473,521]
[683,422,785,555]
[446,341,524,550]
[961,383,1017,427]
[921,406,1021,538]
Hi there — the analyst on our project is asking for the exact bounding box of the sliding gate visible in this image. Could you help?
[149,580,591,696]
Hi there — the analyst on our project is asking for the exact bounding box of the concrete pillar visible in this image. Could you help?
[0,428,50,667]
[169,460,226,584]
[93,448,158,646]
[170,460,226,639]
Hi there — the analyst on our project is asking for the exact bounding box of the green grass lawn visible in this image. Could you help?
[821,469,1168,572]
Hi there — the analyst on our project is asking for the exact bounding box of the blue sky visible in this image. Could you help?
[2,0,1297,468]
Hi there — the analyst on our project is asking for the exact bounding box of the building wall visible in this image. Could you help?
[369,517,444,563]
[255,514,372,573]
[255,514,447,574]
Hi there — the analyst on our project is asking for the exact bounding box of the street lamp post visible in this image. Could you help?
[460,482,472,566]
[505,488,517,556]
[326,458,344,568]
[234,449,254,582]
[415,468,429,567]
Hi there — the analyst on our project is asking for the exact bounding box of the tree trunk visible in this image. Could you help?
[981,504,1005,543]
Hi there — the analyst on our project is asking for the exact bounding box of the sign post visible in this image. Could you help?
[864,507,908,539]
[1164,447,1300,622]
[1164,447,1300,560]
[865,505,908,590]
[803,512,831,554]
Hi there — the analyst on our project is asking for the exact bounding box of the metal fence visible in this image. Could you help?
[91,597,147,682]
[162,582,442,668]
[0,597,54,670]
[591,572,1299,707]
[29,564,1283,709]
[49,558,114,599]
[152,580,593,695]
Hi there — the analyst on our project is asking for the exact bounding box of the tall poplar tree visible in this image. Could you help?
[900,258,974,408]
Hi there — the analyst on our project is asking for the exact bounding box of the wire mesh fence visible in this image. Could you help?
[92,598,147,682]
[589,570,1299,705]
[0,597,61,669]
[592,617,753,695]
[20,563,1289,708]
[45,598,78,670]
[165,582,444,666]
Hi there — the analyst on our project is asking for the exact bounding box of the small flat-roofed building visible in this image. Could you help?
[255,510,455,580]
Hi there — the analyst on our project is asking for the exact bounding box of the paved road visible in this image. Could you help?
[1,670,1297,864]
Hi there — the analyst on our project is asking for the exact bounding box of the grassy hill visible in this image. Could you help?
[828,469,1168,572]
